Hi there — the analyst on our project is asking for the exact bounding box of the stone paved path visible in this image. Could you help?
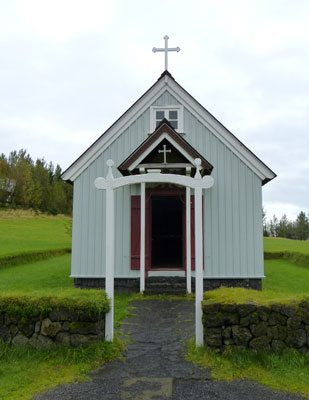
[33,300,306,399]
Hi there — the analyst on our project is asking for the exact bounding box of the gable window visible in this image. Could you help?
[155,110,178,129]
[150,105,183,133]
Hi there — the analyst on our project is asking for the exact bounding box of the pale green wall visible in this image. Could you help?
[71,90,264,279]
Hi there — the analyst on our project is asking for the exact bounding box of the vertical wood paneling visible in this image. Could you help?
[238,162,247,277]
[80,170,89,275]
[152,91,180,105]
[246,168,254,277]
[87,161,96,276]
[71,177,82,276]
[253,175,264,276]
[231,156,240,276]
[71,93,264,279]
[218,142,226,276]
[209,134,219,276]
[94,156,103,276]
[225,148,233,277]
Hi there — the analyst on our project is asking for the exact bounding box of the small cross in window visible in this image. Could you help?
[158,144,171,164]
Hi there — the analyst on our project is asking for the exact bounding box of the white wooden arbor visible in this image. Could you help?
[94,158,214,346]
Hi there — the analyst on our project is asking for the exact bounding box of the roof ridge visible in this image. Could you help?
[157,70,175,81]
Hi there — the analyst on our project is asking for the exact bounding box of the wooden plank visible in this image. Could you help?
[186,187,191,293]
[140,183,145,292]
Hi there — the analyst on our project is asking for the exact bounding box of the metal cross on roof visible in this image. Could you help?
[158,144,171,164]
[152,35,180,71]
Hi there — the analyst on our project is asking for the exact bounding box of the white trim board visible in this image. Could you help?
[148,270,186,277]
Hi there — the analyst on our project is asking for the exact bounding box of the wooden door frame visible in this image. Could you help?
[146,187,186,273]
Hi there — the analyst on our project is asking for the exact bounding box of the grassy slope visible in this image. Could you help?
[0,212,71,257]
[264,237,309,254]
[264,259,309,296]
[0,254,73,293]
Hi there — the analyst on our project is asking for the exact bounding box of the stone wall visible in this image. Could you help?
[203,301,309,353]
[74,277,261,292]
[0,307,105,348]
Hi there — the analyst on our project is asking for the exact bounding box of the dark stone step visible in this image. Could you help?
[144,276,189,295]
[143,288,186,296]
[145,282,186,288]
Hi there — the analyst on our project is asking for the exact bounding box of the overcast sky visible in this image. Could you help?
[0,0,308,220]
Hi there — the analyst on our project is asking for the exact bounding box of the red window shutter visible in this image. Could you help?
[131,196,141,270]
[189,195,204,271]
[130,195,150,270]
[190,196,196,270]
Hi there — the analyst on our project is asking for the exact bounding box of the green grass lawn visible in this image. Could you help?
[187,341,309,398]
[264,237,309,254]
[0,254,73,293]
[0,253,135,326]
[1,211,309,398]
[0,335,124,400]
[264,259,309,296]
[0,210,135,399]
[0,254,136,400]
[1,253,309,399]
[0,211,71,258]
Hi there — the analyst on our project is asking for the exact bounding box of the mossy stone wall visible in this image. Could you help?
[203,301,309,352]
[0,306,105,348]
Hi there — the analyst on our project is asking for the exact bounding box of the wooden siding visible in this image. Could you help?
[71,91,264,279]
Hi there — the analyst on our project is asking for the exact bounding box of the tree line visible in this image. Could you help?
[263,210,309,241]
[0,149,72,215]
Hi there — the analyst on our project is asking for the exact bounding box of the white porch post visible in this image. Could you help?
[186,186,191,294]
[105,185,115,341]
[194,186,203,346]
[140,182,146,292]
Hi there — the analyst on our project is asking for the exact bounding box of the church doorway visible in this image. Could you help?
[151,196,183,269]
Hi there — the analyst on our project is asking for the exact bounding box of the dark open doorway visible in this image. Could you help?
[151,196,183,268]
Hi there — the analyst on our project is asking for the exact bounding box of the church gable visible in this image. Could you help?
[62,71,275,184]
[151,90,180,106]
[118,120,213,177]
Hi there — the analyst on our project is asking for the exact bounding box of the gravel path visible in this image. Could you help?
[33,299,306,400]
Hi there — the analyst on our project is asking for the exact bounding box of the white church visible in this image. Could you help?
[62,36,276,296]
